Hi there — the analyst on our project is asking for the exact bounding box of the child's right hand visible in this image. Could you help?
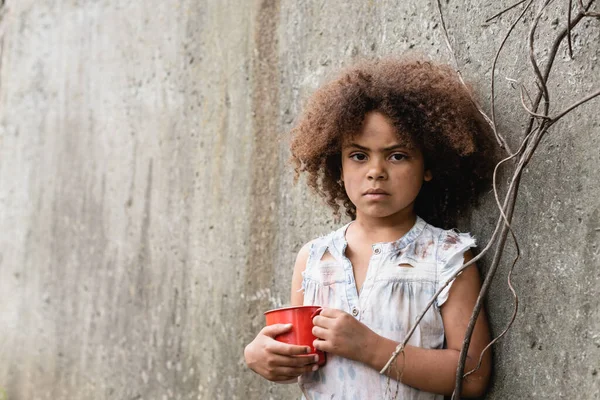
[244,323,320,382]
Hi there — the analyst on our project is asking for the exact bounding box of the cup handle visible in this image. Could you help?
[310,307,323,320]
[309,307,327,366]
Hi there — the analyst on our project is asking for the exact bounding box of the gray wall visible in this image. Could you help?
[0,0,598,399]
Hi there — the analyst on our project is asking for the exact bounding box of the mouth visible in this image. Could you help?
[363,188,390,196]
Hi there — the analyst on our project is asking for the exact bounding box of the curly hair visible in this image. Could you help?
[289,57,498,229]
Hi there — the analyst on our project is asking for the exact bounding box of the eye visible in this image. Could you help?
[349,153,367,162]
[389,153,407,162]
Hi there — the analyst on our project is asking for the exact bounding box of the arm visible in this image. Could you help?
[312,251,492,397]
[244,241,318,381]
[290,241,311,306]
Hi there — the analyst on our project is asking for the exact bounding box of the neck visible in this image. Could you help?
[351,209,417,244]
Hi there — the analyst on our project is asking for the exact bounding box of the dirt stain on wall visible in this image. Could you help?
[243,0,281,315]
[238,0,282,395]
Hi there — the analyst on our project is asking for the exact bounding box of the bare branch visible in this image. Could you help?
[518,78,536,107]
[485,0,528,23]
[528,0,553,117]
[490,0,535,156]
[380,128,533,377]
[578,0,600,16]
[523,122,551,167]
[451,181,521,399]
[506,77,535,106]
[568,0,574,59]
[523,0,596,138]
[460,128,539,379]
[451,125,552,396]
[381,2,600,397]
[451,128,539,398]
[435,0,512,153]
[379,140,541,376]
[436,0,459,76]
[550,88,600,123]
[379,242,492,374]
[520,84,552,119]
[452,0,599,397]
[464,250,520,379]
[543,0,595,83]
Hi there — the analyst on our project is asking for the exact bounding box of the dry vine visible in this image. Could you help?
[380,0,600,398]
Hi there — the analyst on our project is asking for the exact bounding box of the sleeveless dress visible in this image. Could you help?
[298,216,475,400]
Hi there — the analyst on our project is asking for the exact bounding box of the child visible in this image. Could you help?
[244,57,496,399]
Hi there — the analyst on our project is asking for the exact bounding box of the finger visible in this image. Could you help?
[261,323,293,338]
[271,363,320,379]
[313,338,329,352]
[267,340,312,356]
[270,353,319,368]
[271,375,299,383]
[312,314,334,328]
[318,307,343,318]
[312,325,330,340]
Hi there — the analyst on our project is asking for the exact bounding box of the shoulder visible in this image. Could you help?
[290,230,338,304]
[294,229,338,267]
[437,229,476,263]
[426,224,478,306]
[291,239,319,305]
[294,240,316,268]
[414,221,476,263]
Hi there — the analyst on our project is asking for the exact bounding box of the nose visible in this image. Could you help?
[367,158,387,181]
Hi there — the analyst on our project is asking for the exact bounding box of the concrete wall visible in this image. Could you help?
[0,0,598,399]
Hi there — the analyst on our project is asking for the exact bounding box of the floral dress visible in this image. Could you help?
[299,216,475,400]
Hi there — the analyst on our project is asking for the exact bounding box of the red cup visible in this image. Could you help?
[264,305,326,366]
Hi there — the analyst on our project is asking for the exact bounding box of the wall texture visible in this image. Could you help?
[0,0,598,399]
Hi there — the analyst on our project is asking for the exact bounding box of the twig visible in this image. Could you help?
[568,0,574,59]
[520,84,552,119]
[485,0,528,23]
[450,137,533,398]
[436,0,512,153]
[578,0,600,16]
[464,246,520,379]
[436,0,459,76]
[506,77,535,107]
[379,244,492,374]
[451,185,521,399]
[522,0,596,139]
[453,0,599,396]
[549,88,600,123]
[380,129,531,376]
[460,124,541,381]
[455,126,539,383]
[522,121,551,166]
[381,0,600,395]
[451,114,552,398]
[490,0,535,156]
[528,0,553,117]
[451,2,561,389]
[384,0,530,380]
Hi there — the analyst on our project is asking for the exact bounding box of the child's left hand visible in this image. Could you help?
[311,308,379,364]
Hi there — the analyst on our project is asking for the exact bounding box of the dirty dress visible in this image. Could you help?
[298,216,475,400]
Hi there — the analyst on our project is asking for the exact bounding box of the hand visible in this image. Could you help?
[312,308,379,364]
[244,323,320,382]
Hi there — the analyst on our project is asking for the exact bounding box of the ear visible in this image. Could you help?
[424,170,433,182]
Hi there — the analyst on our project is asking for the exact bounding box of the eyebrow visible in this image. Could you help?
[343,142,412,151]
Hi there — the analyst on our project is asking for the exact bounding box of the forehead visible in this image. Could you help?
[342,111,415,148]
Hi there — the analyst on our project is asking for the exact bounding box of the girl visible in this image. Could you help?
[244,57,496,399]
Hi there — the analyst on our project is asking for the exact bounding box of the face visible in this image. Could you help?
[341,111,432,221]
